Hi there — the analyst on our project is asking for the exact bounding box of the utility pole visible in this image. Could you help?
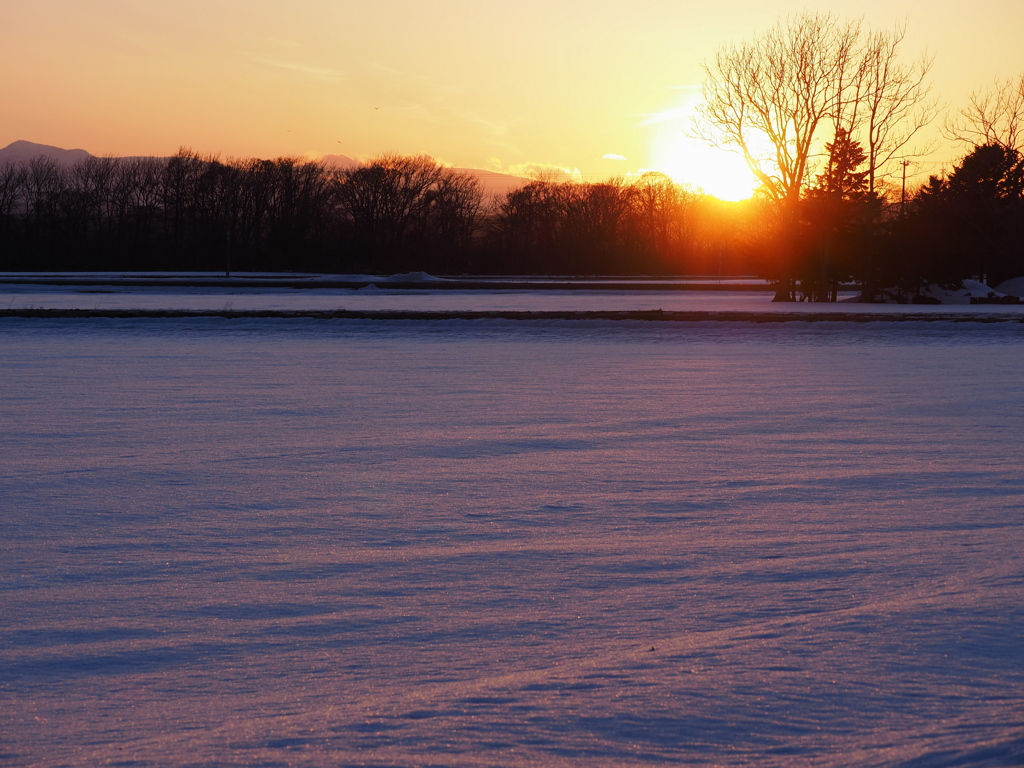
[900,160,910,218]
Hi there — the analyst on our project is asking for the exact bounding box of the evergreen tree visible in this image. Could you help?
[798,129,875,301]
[914,143,1024,285]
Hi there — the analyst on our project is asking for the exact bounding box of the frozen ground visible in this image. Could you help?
[2,284,811,314]
[2,318,1023,767]
[2,287,770,314]
[6,283,1024,317]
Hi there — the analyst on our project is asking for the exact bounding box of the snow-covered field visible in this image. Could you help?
[2,318,1023,767]
[3,284,816,313]
[8,284,1024,316]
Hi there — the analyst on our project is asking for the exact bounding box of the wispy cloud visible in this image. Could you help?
[638,86,703,126]
[252,57,347,83]
[603,153,627,161]
[460,111,509,139]
[638,106,693,126]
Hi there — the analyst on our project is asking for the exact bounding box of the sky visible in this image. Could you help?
[2,0,1023,197]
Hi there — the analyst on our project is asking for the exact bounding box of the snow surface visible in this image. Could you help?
[2,318,1023,767]
[7,283,1024,316]
[1,285,825,313]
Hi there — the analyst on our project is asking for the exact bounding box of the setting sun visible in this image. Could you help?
[653,137,759,201]
[644,94,760,201]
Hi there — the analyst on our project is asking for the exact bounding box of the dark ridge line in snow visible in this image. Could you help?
[2,308,1023,323]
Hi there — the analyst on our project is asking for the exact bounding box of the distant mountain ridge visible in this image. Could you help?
[0,140,526,198]
[0,140,93,165]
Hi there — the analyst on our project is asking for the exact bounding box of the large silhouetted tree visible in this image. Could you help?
[699,13,858,209]
[698,13,862,299]
[698,13,935,299]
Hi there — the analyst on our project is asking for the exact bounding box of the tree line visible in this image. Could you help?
[0,14,1021,297]
[1,142,1018,294]
[0,151,756,276]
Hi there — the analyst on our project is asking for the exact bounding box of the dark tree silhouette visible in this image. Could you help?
[6,138,1014,288]
[336,154,483,272]
[880,143,1024,295]
[916,143,1023,286]
[698,13,935,299]
[799,129,876,301]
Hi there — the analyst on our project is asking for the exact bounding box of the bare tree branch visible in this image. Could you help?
[944,74,1024,152]
[697,13,861,207]
[854,24,939,195]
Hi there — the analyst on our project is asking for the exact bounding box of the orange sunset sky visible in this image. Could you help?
[2,0,1023,199]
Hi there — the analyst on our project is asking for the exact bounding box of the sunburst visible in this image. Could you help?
[644,94,759,201]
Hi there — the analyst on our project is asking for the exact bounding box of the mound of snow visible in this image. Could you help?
[869,280,1010,305]
[918,279,995,305]
[856,280,1015,305]
[382,271,444,282]
[994,276,1024,298]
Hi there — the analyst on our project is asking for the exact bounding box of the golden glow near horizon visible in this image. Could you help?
[2,0,1023,189]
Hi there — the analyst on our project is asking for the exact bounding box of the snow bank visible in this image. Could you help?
[994,276,1024,298]
[911,279,992,304]
[381,271,445,282]
[867,279,1017,305]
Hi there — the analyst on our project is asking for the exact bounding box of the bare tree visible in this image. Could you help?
[338,154,443,256]
[627,172,697,264]
[700,14,936,203]
[0,162,28,265]
[945,74,1024,152]
[25,156,66,234]
[425,169,484,253]
[0,162,27,220]
[698,13,861,209]
[337,154,483,269]
[162,148,208,251]
[698,13,862,298]
[698,13,935,298]
[69,156,119,241]
[112,157,164,240]
[855,25,938,196]
[491,180,563,273]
